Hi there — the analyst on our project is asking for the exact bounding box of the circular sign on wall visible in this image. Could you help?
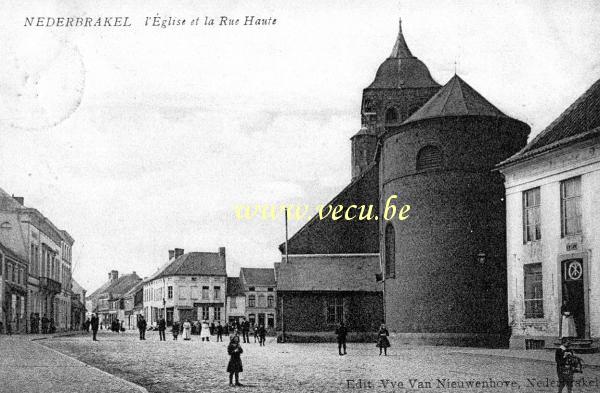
[568,260,583,280]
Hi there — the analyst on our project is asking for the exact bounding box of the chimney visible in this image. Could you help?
[174,248,184,258]
[108,270,119,281]
[168,250,175,260]
[12,196,24,205]
[219,247,226,269]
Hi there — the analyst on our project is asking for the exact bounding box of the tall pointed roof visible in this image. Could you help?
[403,75,507,124]
[367,18,439,89]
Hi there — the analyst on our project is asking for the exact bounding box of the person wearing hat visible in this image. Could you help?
[556,339,581,393]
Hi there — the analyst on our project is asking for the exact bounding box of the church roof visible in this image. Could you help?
[367,19,439,89]
[499,77,600,166]
[403,75,507,124]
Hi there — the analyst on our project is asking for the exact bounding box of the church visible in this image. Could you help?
[277,19,530,346]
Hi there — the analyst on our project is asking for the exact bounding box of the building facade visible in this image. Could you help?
[226,277,246,325]
[499,78,600,350]
[0,188,75,332]
[88,270,141,328]
[123,280,144,330]
[143,248,227,326]
[240,268,276,330]
[0,242,28,333]
[277,254,383,342]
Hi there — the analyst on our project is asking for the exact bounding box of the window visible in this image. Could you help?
[267,287,274,292]
[230,297,237,309]
[523,188,541,242]
[214,286,221,300]
[248,286,255,291]
[179,286,189,300]
[202,286,209,299]
[327,297,344,324]
[214,306,222,320]
[416,145,442,171]
[248,295,256,308]
[258,294,266,308]
[167,286,173,299]
[249,314,256,325]
[385,107,398,123]
[561,177,582,237]
[524,263,543,318]
[267,295,274,308]
[191,286,199,299]
[202,306,210,320]
[385,223,396,279]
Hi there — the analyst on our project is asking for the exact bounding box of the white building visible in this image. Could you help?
[499,77,600,350]
[144,247,227,326]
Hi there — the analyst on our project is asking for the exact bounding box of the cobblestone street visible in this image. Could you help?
[36,331,600,393]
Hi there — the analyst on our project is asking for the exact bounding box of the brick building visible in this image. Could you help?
[0,241,28,333]
[498,77,600,350]
[226,277,246,325]
[277,254,383,342]
[88,270,141,328]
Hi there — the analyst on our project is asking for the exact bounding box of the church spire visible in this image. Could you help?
[389,18,413,58]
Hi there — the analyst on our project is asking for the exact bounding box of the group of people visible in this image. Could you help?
[28,314,55,334]
[334,322,390,356]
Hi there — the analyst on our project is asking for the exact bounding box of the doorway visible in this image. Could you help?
[561,259,585,338]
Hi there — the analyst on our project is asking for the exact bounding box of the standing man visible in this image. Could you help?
[216,321,224,342]
[158,316,166,341]
[556,340,581,393]
[90,313,99,341]
[242,318,250,344]
[137,315,147,340]
[335,322,348,356]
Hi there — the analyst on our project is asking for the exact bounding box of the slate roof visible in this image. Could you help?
[226,277,245,297]
[124,279,145,297]
[89,273,141,299]
[367,19,439,90]
[0,241,26,263]
[71,279,86,295]
[240,268,276,287]
[277,255,381,292]
[0,187,23,211]
[156,252,226,278]
[403,75,507,124]
[499,77,600,166]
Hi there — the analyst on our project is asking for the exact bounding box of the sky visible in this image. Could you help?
[1,0,599,293]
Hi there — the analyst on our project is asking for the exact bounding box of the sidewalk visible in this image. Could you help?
[0,334,148,393]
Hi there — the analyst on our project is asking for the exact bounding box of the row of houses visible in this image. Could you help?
[0,188,86,334]
[87,248,278,331]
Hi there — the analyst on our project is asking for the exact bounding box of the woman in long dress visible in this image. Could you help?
[376,323,391,356]
[200,320,211,342]
[561,300,577,339]
[182,319,192,340]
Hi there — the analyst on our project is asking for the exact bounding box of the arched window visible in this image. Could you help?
[385,223,396,279]
[416,145,442,171]
[385,107,399,123]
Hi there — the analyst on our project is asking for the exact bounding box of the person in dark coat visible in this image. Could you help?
[258,324,267,346]
[90,314,99,341]
[41,314,49,334]
[335,322,348,356]
[137,315,147,340]
[556,340,582,393]
[210,322,215,336]
[227,335,244,386]
[376,323,391,356]
[216,322,224,342]
[158,317,166,341]
[241,318,250,343]
[172,321,180,340]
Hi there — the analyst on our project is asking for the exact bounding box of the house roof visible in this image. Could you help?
[226,277,245,297]
[499,77,600,167]
[124,279,145,297]
[240,268,276,287]
[366,19,439,90]
[403,75,507,125]
[0,187,24,211]
[89,273,141,299]
[156,252,226,278]
[277,255,381,292]
[0,241,26,264]
[71,279,86,295]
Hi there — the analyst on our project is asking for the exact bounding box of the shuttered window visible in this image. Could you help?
[416,145,442,170]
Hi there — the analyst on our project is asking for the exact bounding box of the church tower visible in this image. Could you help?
[351,19,441,180]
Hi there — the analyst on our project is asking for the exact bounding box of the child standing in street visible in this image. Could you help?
[227,335,244,386]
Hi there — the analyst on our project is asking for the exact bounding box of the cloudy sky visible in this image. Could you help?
[1,0,599,293]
